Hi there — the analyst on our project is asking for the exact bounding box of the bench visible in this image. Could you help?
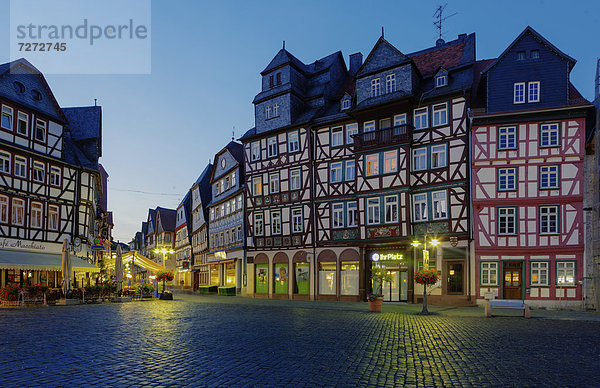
[218,286,236,296]
[485,299,530,318]
[198,285,218,294]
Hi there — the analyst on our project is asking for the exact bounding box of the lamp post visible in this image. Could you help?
[153,247,174,293]
[412,235,440,314]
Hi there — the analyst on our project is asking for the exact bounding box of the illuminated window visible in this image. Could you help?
[366,154,379,176]
[318,262,336,295]
[556,262,575,285]
[530,262,548,286]
[252,176,262,196]
[0,195,7,223]
[480,262,498,286]
[383,150,397,173]
[340,261,359,295]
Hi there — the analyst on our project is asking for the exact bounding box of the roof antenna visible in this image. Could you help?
[232,126,235,141]
[94,98,97,106]
[283,40,285,50]
[433,4,457,44]
[381,26,384,38]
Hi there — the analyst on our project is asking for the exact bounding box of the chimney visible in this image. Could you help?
[436,38,445,47]
[349,52,363,76]
[458,33,467,40]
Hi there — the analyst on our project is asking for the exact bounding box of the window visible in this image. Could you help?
[215,181,220,196]
[30,202,43,228]
[35,119,46,142]
[1,105,13,130]
[267,137,277,158]
[432,191,447,220]
[481,262,498,286]
[413,194,427,221]
[435,74,448,88]
[498,126,517,150]
[432,103,448,126]
[17,112,28,135]
[269,173,280,194]
[345,123,358,144]
[345,160,355,181]
[341,98,351,110]
[332,203,344,228]
[384,196,398,224]
[253,213,264,236]
[514,82,525,104]
[230,198,236,213]
[371,78,380,97]
[237,225,243,241]
[413,148,427,171]
[530,49,539,59]
[0,151,10,174]
[556,262,575,285]
[237,196,242,211]
[288,131,299,152]
[251,141,261,161]
[269,75,274,88]
[498,168,517,191]
[273,103,279,117]
[347,202,358,227]
[331,126,344,147]
[225,176,231,190]
[366,154,379,176]
[225,202,230,215]
[540,205,559,234]
[231,172,236,187]
[516,51,526,60]
[363,121,375,133]
[385,74,395,94]
[0,195,7,223]
[271,211,281,235]
[367,198,380,225]
[318,262,336,295]
[265,105,272,119]
[383,150,397,173]
[531,262,548,286]
[33,162,44,183]
[528,81,540,103]
[340,261,359,296]
[540,166,559,189]
[393,114,407,126]
[540,123,559,147]
[50,166,61,187]
[330,162,343,183]
[12,198,24,226]
[252,176,262,196]
[292,208,303,233]
[431,144,446,168]
[498,207,516,235]
[413,108,428,130]
[290,169,301,190]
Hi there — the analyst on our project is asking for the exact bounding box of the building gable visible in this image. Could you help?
[356,37,411,78]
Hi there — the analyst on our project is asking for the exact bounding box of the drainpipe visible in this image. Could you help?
[467,104,473,302]
[309,126,318,300]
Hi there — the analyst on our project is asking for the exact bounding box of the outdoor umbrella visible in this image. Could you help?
[61,239,72,295]
[115,245,123,292]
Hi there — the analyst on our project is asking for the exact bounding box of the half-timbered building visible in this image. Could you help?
[471,27,594,308]
[189,163,212,290]
[174,192,192,288]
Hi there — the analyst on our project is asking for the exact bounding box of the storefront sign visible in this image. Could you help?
[371,252,404,262]
[0,238,63,254]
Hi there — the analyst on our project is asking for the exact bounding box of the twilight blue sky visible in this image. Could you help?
[0,0,598,242]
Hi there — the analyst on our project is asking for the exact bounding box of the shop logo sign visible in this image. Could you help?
[371,252,404,261]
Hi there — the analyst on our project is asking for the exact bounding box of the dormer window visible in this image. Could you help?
[273,103,279,117]
[269,72,282,88]
[269,75,274,88]
[371,78,380,97]
[265,105,272,119]
[530,49,539,59]
[435,75,448,88]
[517,51,526,60]
[276,72,281,85]
[341,98,350,110]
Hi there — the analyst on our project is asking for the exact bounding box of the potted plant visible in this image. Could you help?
[136,283,155,299]
[368,266,393,312]
[156,270,174,300]
[0,284,21,306]
[414,268,440,315]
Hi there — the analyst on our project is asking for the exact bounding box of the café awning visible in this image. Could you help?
[0,249,100,272]
[104,251,167,273]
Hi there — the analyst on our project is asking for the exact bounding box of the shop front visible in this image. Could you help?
[206,249,244,295]
[366,248,412,303]
[317,248,362,302]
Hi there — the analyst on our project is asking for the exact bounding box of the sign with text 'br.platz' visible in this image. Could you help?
[371,252,404,262]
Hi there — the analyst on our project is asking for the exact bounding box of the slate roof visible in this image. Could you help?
[156,207,176,233]
[356,37,411,77]
[261,48,307,75]
[471,59,496,109]
[194,163,213,222]
[408,34,475,76]
[62,131,98,170]
[63,106,102,142]
[224,141,244,166]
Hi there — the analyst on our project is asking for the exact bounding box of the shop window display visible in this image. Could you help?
[255,264,268,294]
[340,261,359,295]
[294,263,309,295]
[274,263,288,294]
[318,262,336,295]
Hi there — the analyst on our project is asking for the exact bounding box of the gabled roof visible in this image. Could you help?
[156,207,176,233]
[481,26,576,74]
[356,37,412,77]
[261,48,308,75]
[61,131,98,170]
[146,209,157,234]
[210,141,244,183]
[193,163,213,214]
[63,106,102,142]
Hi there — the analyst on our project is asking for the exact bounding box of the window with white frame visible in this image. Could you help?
[231,198,236,213]
[432,191,447,220]
[431,144,447,168]
[12,198,24,226]
[254,213,264,236]
[345,123,358,144]
[556,262,575,285]
[225,202,230,215]
[383,150,397,173]
[17,112,28,135]
[528,81,540,103]
[347,202,358,227]
[35,119,46,142]
[237,196,242,211]
[292,208,303,233]
[363,121,375,133]
[413,193,427,221]
[540,123,559,147]
[288,131,300,152]
[225,176,230,190]
[345,160,355,181]
[540,205,559,234]
[371,78,380,97]
[367,198,380,225]
[290,168,301,190]
[265,105,272,119]
[331,126,344,147]
[269,172,280,194]
[516,51,526,60]
[252,176,262,196]
[393,114,407,126]
[432,103,448,126]
[273,103,279,117]
[498,126,517,150]
[215,181,221,196]
[33,161,44,183]
[0,151,10,174]
[435,74,448,88]
[271,211,281,235]
[330,162,342,183]
[366,154,379,176]
[498,207,516,235]
[385,74,396,94]
[530,49,539,59]
[332,203,344,228]
[384,196,398,223]
[530,262,548,286]
[1,105,13,130]
[50,166,61,187]
[540,166,559,189]
[267,137,278,158]
[480,262,498,286]
[413,148,427,171]
[341,98,351,110]
[231,172,236,187]
[0,195,7,223]
[30,202,43,228]
[514,82,525,104]
[251,141,261,161]
[413,108,428,130]
[498,167,517,191]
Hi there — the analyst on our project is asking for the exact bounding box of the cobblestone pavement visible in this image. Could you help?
[1,294,598,387]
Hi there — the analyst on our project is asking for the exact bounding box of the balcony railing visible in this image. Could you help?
[352,124,413,151]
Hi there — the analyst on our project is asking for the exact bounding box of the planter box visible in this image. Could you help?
[218,286,236,296]
[1,300,21,306]
[198,285,218,294]
[56,298,80,306]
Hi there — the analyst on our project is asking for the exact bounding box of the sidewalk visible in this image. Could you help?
[171,290,600,322]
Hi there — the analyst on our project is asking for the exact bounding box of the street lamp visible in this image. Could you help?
[153,247,175,267]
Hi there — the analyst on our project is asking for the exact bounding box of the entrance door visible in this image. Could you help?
[447,262,463,294]
[503,262,522,299]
